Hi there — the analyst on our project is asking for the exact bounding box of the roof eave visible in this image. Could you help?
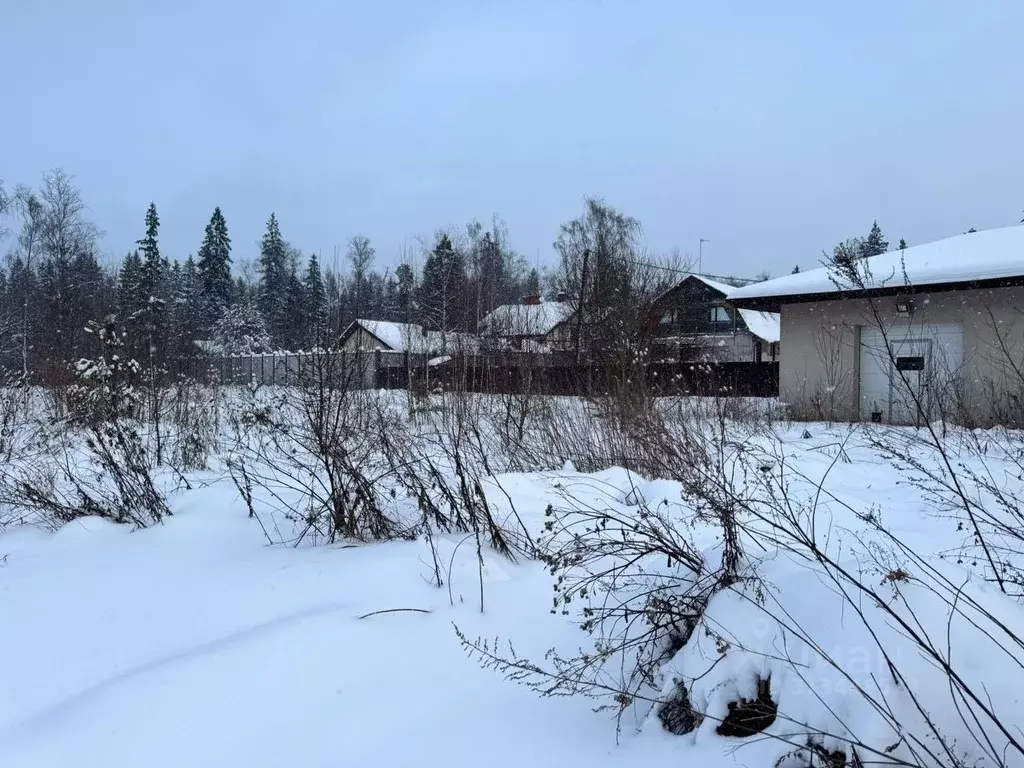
[729,275,1024,312]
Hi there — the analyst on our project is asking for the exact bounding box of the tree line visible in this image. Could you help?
[0,167,959,382]
[0,169,553,377]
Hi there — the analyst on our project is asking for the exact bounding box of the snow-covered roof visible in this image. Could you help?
[354,320,424,352]
[653,273,749,306]
[479,301,573,338]
[655,274,779,343]
[737,309,781,343]
[728,225,1024,309]
[342,320,478,355]
[687,274,749,296]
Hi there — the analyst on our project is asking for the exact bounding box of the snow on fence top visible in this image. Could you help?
[728,224,1024,309]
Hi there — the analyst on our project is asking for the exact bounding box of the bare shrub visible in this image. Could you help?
[810,321,855,424]
[375,390,537,564]
[0,317,168,529]
[460,383,1024,767]
[458,399,747,731]
[166,377,220,473]
[227,350,404,545]
[0,374,34,464]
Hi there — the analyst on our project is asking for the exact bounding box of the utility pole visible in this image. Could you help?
[574,248,590,365]
[698,238,710,275]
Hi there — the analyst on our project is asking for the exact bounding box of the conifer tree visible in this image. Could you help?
[525,268,541,296]
[859,220,889,258]
[395,263,415,323]
[63,250,107,359]
[118,251,145,319]
[899,238,908,250]
[133,203,167,359]
[418,233,467,331]
[233,276,250,305]
[303,253,327,346]
[284,267,306,351]
[171,255,203,353]
[323,268,345,338]
[137,203,162,303]
[197,206,232,329]
[257,213,289,348]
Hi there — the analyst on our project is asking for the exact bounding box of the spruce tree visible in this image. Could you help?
[197,206,232,329]
[163,259,187,356]
[525,267,541,296]
[899,238,907,250]
[395,263,415,323]
[233,276,249,305]
[303,253,326,346]
[211,301,271,355]
[363,270,386,319]
[174,255,203,351]
[67,250,107,358]
[323,268,345,337]
[418,233,467,331]
[181,254,201,310]
[257,213,289,348]
[276,262,305,351]
[860,220,889,258]
[137,203,162,301]
[792,265,801,274]
[118,251,146,320]
[134,203,166,358]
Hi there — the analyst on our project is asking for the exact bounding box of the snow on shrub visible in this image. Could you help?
[0,316,168,529]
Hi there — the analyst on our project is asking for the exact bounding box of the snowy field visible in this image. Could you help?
[1,389,1023,767]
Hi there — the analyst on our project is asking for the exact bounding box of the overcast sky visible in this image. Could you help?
[4,0,1023,278]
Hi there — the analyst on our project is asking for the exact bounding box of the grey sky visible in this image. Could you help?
[4,0,1023,278]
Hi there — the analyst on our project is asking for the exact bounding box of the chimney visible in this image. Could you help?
[556,291,569,303]
[522,294,541,306]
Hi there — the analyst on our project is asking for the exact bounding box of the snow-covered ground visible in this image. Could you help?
[0,467,695,768]
[1,398,1023,768]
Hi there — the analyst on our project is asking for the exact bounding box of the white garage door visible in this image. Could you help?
[859,323,963,425]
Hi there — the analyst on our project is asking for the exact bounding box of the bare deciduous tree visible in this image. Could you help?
[347,235,375,320]
[11,187,45,379]
[0,179,10,240]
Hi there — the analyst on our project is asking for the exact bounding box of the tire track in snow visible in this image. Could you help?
[2,600,352,740]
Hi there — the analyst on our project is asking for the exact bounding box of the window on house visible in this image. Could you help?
[710,306,730,324]
[660,310,676,325]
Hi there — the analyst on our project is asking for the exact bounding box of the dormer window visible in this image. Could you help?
[710,305,730,324]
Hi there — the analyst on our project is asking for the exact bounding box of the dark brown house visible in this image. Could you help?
[649,274,780,362]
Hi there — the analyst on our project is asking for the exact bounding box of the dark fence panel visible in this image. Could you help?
[169,352,779,399]
[425,357,779,398]
[646,361,779,398]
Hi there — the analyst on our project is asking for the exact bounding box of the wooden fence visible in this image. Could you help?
[171,351,376,387]
[170,350,779,398]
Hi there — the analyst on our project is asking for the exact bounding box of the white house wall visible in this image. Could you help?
[780,286,1024,425]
